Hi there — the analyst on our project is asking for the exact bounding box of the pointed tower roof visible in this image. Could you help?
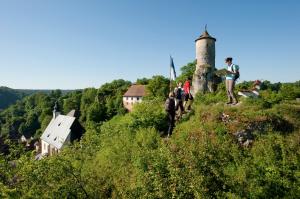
[195,26,216,42]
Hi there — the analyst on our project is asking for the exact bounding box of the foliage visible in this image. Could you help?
[146,75,170,99]
[0,87,25,110]
[136,77,150,85]
[0,93,54,141]
[175,60,196,83]
[1,95,299,198]
[96,79,131,119]
[129,98,168,132]
[0,87,73,111]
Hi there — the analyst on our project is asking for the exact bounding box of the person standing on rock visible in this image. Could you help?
[165,92,176,136]
[225,57,239,105]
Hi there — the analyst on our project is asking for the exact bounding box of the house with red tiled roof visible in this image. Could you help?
[123,84,146,112]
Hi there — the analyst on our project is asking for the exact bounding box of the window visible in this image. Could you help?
[137,97,139,101]
[131,97,133,100]
[126,102,129,105]
[126,97,128,100]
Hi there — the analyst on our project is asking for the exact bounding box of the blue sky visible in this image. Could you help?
[0,0,299,89]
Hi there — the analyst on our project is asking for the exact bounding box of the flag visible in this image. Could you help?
[170,56,176,81]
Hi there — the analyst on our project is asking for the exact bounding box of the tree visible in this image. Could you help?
[97,79,131,118]
[87,102,107,123]
[146,75,170,99]
[175,60,196,83]
[136,77,150,85]
[50,89,62,99]
[80,88,98,123]
[63,91,82,114]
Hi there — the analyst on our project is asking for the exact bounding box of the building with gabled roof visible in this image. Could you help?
[39,103,84,157]
[123,84,146,112]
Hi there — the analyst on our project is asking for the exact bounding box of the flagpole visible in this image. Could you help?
[169,55,172,93]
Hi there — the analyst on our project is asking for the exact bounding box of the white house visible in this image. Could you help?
[123,84,146,112]
[39,103,84,157]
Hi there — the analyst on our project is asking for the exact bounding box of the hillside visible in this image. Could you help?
[0,77,299,198]
[0,80,132,142]
[0,87,25,110]
[0,87,74,111]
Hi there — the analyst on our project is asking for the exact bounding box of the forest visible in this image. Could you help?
[0,61,300,198]
[0,87,73,111]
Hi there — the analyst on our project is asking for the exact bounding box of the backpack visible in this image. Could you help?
[165,98,170,111]
[231,64,240,81]
[175,87,182,100]
[165,98,175,112]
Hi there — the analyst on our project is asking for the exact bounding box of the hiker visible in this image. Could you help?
[183,77,193,111]
[165,92,176,136]
[174,82,185,117]
[225,57,239,105]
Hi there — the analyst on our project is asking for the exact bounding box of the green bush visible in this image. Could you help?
[129,98,168,132]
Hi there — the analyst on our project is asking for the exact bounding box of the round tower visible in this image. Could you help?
[193,27,217,94]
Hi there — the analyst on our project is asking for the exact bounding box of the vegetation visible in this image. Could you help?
[0,87,74,111]
[175,60,196,83]
[0,87,25,110]
[145,75,170,100]
[0,63,299,198]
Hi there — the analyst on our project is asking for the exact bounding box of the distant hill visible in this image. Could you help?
[0,87,74,110]
[15,88,75,95]
[0,87,25,110]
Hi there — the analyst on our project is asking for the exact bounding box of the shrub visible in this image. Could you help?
[129,99,168,132]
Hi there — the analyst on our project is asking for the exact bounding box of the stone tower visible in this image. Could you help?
[193,27,217,94]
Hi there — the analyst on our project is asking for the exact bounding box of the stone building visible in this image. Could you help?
[193,28,220,94]
[123,84,146,112]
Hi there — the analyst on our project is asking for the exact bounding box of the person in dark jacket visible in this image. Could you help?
[165,92,176,136]
[174,82,184,117]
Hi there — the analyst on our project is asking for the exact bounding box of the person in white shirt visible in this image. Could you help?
[225,57,238,105]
